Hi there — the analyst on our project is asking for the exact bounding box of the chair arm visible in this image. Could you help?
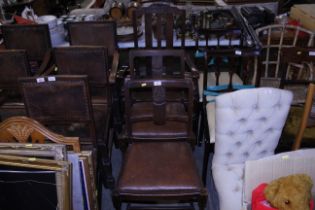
[35,50,55,76]
[185,52,199,79]
[109,50,120,84]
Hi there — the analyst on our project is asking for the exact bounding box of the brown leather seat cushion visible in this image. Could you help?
[116,142,204,196]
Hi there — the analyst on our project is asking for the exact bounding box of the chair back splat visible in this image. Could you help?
[124,78,195,144]
[132,3,185,49]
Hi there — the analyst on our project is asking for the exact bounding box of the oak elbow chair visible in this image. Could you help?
[113,78,207,209]
[18,75,115,191]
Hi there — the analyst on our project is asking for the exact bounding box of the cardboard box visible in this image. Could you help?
[290,4,315,31]
[243,149,315,209]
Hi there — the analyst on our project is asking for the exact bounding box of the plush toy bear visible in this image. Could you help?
[264,174,313,210]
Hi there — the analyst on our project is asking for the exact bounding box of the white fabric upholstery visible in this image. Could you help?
[206,103,215,143]
[198,72,243,102]
[212,87,293,210]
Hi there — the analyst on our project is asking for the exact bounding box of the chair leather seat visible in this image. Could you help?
[116,142,204,196]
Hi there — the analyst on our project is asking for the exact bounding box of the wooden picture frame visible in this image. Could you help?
[78,152,98,210]
[0,143,67,161]
[0,154,71,210]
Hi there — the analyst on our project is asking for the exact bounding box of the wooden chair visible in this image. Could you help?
[0,49,31,102]
[18,75,114,187]
[113,78,207,210]
[292,83,315,150]
[132,3,185,49]
[68,21,122,132]
[1,24,53,75]
[19,75,97,146]
[254,24,314,88]
[0,50,31,119]
[53,46,112,105]
[0,116,80,152]
[68,21,119,82]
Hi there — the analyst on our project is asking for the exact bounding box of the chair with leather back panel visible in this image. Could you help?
[68,21,119,82]
[68,21,122,132]
[1,24,53,75]
[0,116,81,152]
[113,78,207,210]
[204,87,292,210]
[0,49,31,118]
[53,46,112,106]
[19,75,97,147]
[18,75,114,188]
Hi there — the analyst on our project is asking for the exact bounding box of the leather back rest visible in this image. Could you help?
[129,49,186,78]
[133,3,185,48]
[19,75,94,124]
[0,50,31,90]
[54,46,110,88]
[213,87,293,165]
[2,24,51,62]
[68,21,117,57]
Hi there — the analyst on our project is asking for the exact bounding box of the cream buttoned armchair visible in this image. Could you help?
[205,87,293,210]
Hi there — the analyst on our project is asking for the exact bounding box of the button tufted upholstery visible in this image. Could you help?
[211,87,293,210]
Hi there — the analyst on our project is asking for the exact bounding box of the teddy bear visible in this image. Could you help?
[264,174,313,210]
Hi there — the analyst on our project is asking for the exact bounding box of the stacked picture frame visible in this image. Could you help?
[0,143,98,210]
